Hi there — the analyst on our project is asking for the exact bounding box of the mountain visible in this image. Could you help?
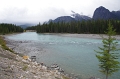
[93,6,120,20]
[52,11,91,23]
[112,11,120,18]
[53,16,75,23]
[71,11,91,21]
[53,7,120,22]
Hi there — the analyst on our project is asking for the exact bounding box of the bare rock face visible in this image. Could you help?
[112,11,120,18]
[93,6,120,20]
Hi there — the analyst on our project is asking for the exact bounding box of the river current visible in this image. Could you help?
[5,32,120,79]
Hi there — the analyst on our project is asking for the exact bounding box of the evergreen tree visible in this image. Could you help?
[35,20,120,34]
[0,23,23,34]
[95,22,120,79]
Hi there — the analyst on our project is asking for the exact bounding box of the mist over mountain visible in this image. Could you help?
[71,11,91,21]
[50,11,91,23]
[17,23,36,29]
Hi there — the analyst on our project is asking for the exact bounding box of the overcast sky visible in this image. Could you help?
[0,0,120,24]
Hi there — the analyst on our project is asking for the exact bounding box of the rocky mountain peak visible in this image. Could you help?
[93,6,111,20]
[93,6,120,20]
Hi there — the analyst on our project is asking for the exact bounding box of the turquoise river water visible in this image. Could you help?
[6,32,120,79]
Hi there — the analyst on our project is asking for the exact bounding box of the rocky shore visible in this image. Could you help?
[0,45,70,79]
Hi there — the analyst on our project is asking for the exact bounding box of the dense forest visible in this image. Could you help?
[0,23,23,34]
[26,20,120,34]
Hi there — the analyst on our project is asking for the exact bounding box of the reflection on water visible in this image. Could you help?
[6,32,120,79]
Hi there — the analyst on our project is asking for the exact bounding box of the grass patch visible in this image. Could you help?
[62,76,70,79]
[22,64,28,71]
[55,77,61,79]
[0,36,14,53]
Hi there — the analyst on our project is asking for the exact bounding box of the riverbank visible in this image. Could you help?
[4,33,104,79]
[3,33,120,79]
[0,36,71,79]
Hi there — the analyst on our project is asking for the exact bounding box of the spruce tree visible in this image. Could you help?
[95,22,120,79]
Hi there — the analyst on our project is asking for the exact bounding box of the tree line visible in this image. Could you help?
[0,23,23,34]
[28,20,120,34]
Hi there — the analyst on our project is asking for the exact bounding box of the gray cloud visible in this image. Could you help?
[0,0,120,24]
[0,7,28,23]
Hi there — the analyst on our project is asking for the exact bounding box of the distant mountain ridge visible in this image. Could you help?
[112,11,120,18]
[51,6,120,23]
[18,23,35,29]
[18,6,120,28]
[51,11,91,23]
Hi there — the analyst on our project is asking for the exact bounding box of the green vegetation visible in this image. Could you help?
[22,64,28,71]
[0,36,14,52]
[95,22,120,79]
[0,23,23,34]
[0,23,23,52]
[62,76,70,79]
[34,20,120,34]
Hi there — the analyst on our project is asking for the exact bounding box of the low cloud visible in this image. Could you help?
[0,0,120,24]
[0,7,69,24]
[0,7,28,23]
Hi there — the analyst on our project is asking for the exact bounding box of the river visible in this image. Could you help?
[5,32,120,79]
